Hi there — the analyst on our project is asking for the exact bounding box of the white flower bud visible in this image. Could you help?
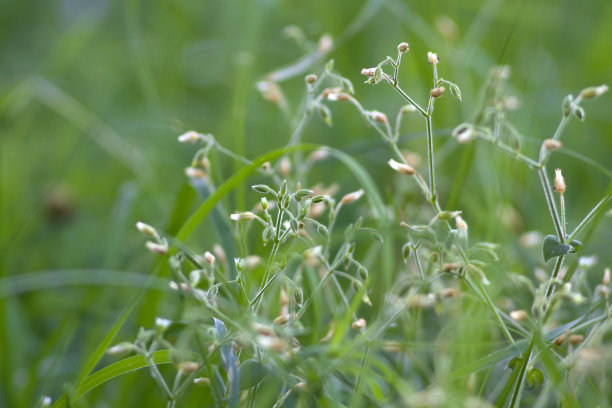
[543,139,562,151]
[341,189,364,205]
[397,42,409,53]
[510,310,528,322]
[579,84,609,100]
[388,158,415,175]
[604,268,610,286]
[178,131,205,143]
[370,110,388,124]
[136,221,157,237]
[361,67,376,76]
[427,51,439,65]
[554,168,566,194]
[204,251,215,265]
[352,318,366,329]
[230,212,256,221]
[41,397,52,408]
[155,317,172,331]
[185,167,206,179]
[145,241,168,255]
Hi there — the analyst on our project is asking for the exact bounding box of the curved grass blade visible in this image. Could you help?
[50,350,172,408]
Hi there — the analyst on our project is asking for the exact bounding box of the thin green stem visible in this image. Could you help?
[567,194,611,242]
[538,168,564,240]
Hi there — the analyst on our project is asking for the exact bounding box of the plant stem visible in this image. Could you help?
[538,167,564,240]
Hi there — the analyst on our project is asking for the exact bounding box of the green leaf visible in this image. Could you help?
[527,367,544,388]
[542,235,573,262]
[239,359,270,390]
[50,351,172,408]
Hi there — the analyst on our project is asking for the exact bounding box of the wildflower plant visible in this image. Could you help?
[48,33,611,408]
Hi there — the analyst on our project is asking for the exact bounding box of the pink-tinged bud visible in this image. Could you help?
[204,251,215,265]
[397,42,409,53]
[341,189,364,205]
[543,139,562,151]
[388,158,415,175]
[509,310,528,322]
[554,169,566,194]
[307,149,329,162]
[430,86,445,98]
[214,244,227,263]
[427,51,439,65]
[455,216,468,231]
[370,110,388,124]
[279,157,291,177]
[317,34,333,54]
[146,241,168,255]
[178,131,205,143]
[604,268,610,286]
[361,67,376,76]
[352,318,366,329]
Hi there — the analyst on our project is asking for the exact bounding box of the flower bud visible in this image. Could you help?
[361,67,376,76]
[155,317,172,332]
[388,158,415,175]
[370,110,388,124]
[107,341,135,355]
[305,74,317,84]
[179,362,201,375]
[146,241,168,255]
[569,334,584,345]
[554,169,566,194]
[430,86,445,98]
[427,51,439,65]
[230,212,256,221]
[341,189,364,205]
[509,310,528,322]
[352,318,366,329]
[603,268,610,286]
[185,167,206,179]
[204,251,215,265]
[279,157,291,178]
[178,131,205,143]
[579,84,609,100]
[543,139,562,151]
[397,42,409,53]
[136,221,157,237]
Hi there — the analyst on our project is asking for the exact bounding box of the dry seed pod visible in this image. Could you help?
[554,169,566,194]
[569,334,584,345]
[430,86,445,98]
[352,318,366,330]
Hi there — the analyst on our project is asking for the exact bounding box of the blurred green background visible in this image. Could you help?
[1,0,611,406]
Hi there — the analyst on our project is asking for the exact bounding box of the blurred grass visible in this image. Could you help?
[1,0,611,406]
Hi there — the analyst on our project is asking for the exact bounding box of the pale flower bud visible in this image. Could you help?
[397,42,409,53]
[107,342,135,355]
[554,169,566,194]
[370,110,388,124]
[430,86,445,98]
[41,396,52,408]
[543,139,562,151]
[341,189,364,205]
[204,251,215,265]
[317,34,333,54]
[214,244,227,263]
[427,51,439,65]
[178,131,204,143]
[136,221,157,237]
[230,212,256,221]
[155,317,172,331]
[279,157,291,177]
[179,362,201,375]
[361,67,376,77]
[603,268,610,286]
[146,241,168,255]
[579,84,609,100]
[509,310,528,322]
[388,158,415,175]
[455,216,468,231]
[305,74,317,84]
[185,167,206,179]
[352,318,366,329]
[569,334,584,345]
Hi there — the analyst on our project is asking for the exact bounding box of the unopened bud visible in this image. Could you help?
[452,123,476,143]
[178,131,205,143]
[273,314,294,325]
[107,342,135,355]
[136,221,157,237]
[204,251,215,265]
[441,288,458,298]
[603,268,610,286]
[388,158,415,175]
[509,310,528,322]
[397,42,409,53]
[307,149,329,162]
[569,334,584,345]
[185,167,206,179]
[214,244,227,263]
[337,93,351,101]
[317,34,333,54]
[155,317,172,332]
[579,84,609,100]
[146,241,168,255]
[543,139,562,151]
[352,318,366,329]
[230,212,256,221]
[179,361,201,375]
[430,86,445,98]
[279,157,291,177]
[305,74,317,84]
[554,331,569,347]
[194,377,211,386]
[455,216,468,231]
[261,161,271,171]
[361,67,376,76]
[370,110,388,124]
[341,189,364,205]
[427,51,439,65]
[554,169,566,194]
